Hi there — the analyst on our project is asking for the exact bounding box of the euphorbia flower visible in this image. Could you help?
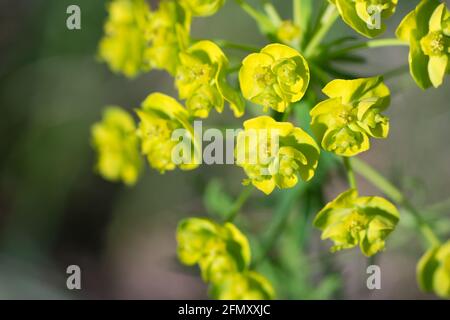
[330,0,398,38]
[179,0,225,17]
[98,0,190,77]
[239,44,310,112]
[310,76,390,157]
[209,271,275,300]
[396,0,449,89]
[417,240,450,298]
[235,116,320,195]
[176,218,251,283]
[176,40,245,118]
[313,189,400,257]
[91,107,142,185]
[136,93,199,173]
[145,0,191,75]
[276,21,301,47]
[98,0,152,77]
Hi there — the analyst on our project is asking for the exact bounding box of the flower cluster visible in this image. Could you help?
[136,93,199,173]
[310,77,390,157]
[330,0,398,38]
[236,116,320,195]
[98,0,152,77]
[417,240,450,298]
[92,0,450,300]
[91,107,142,185]
[176,40,244,118]
[179,0,226,17]
[397,0,449,89]
[177,218,274,299]
[313,189,400,256]
[239,44,310,112]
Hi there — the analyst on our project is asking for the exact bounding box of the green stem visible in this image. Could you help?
[328,38,408,59]
[226,185,253,222]
[234,0,275,35]
[342,157,357,190]
[427,197,450,213]
[293,0,302,27]
[304,4,339,58]
[252,182,307,267]
[263,2,282,26]
[352,158,441,247]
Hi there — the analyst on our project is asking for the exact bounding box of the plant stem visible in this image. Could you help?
[427,197,450,213]
[226,185,253,222]
[252,182,308,267]
[342,157,357,190]
[304,4,339,57]
[351,158,441,247]
[214,39,259,52]
[263,2,282,26]
[328,38,408,59]
[234,0,275,35]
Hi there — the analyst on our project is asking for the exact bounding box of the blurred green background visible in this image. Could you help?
[0,0,449,299]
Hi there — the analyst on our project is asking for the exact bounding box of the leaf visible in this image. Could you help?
[203,179,234,219]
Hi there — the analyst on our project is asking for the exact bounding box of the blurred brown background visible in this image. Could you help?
[0,0,449,299]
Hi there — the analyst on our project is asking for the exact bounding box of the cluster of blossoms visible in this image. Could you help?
[313,189,399,256]
[417,240,450,298]
[177,218,274,299]
[310,76,390,157]
[92,0,450,299]
[396,0,450,89]
[236,116,320,195]
[330,0,398,38]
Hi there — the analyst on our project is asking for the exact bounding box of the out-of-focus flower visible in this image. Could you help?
[330,0,398,38]
[136,93,199,173]
[396,0,449,89]
[91,107,142,185]
[417,240,450,298]
[98,0,190,77]
[176,40,245,118]
[276,20,301,46]
[145,0,191,75]
[313,189,400,257]
[209,271,275,300]
[179,0,226,17]
[98,0,152,77]
[239,44,310,112]
[310,76,390,157]
[236,116,320,195]
[176,218,251,283]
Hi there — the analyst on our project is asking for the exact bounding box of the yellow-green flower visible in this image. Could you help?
[417,240,450,298]
[98,0,152,77]
[176,40,245,118]
[177,218,251,283]
[136,93,199,173]
[179,0,225,17]
[330,0,398,38]
[236,116,320,195]
[310,76,390,157]
[145,0,191,75]
[313,189,400,257]
[209,271,275,300]
[396,0,449,89]
[276,20,301,46]
[91,107,142,185]
[239,44,310,112]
